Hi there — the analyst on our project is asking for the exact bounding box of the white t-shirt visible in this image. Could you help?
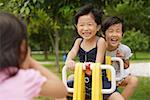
[106,43,133,78]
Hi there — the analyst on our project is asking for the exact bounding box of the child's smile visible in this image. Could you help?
[82,32,92,37]
[106,23,123,50]
[110,38,118,44]
[77,13,100,40]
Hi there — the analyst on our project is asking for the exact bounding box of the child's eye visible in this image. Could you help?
[79,24,84,27]
[116,29,121,33]
[108,29,113,33]
[88,23,93,26]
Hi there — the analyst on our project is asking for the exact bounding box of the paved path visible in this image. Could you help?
[40,61,150,77]
[129,62,150,77]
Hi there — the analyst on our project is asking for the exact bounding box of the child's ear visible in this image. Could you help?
[97,25,101,31]
[20,47,31,69]
[20,40,28,66]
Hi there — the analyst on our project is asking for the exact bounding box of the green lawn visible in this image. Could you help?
[33,51,150,100]
[130,77,150,100]
[119,77,150,100]
[31,53,62,61]
[131,52,150,62]
[36,64,150,100]
[32,51,150,62]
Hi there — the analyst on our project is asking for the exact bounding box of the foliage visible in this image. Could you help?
[122,29,149,58]
[1,0,44,19]
[28,9,52,51]
[104,0,150,36]
[0,0,149,69]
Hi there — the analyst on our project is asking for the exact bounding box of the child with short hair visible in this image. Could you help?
[102,16,138,100]
[0,12,67,99]
[65,4,124,100]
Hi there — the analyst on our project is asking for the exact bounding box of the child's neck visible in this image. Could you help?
[82,36,97,51]
[84,36,97,42]
[107,44,119,51]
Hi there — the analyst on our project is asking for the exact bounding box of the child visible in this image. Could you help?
[0,12,67,99]
[102,16,138,100]
[65,4,124,100]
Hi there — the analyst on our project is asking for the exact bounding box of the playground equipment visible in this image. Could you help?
[106,56,124,81]
[62,57,124,100]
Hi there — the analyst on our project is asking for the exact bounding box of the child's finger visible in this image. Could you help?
[116,50,124,58]
[67,60,75,70]
[116,50,121,57]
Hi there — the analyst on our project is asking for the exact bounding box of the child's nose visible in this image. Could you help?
[83,25,89,31]
[111,32,117,36]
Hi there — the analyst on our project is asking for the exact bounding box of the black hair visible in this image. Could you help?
[0,12,28,76]
[75,4,104,26]
[101,16,124,36]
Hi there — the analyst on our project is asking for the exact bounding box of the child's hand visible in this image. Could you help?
[65,60,75,71]
[21,48,31,69]
[116,50,124,59]
[116,50,129,68]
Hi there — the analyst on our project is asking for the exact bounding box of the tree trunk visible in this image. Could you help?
[43,41,48,60]
[133,51,136,59]
[48,31,60,72]
[54,29,60,72]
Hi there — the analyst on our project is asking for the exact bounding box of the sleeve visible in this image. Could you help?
[24,69,47,98]
[123,45,133,60]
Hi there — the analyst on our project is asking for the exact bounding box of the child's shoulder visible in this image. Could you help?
[76,37,82,41]
[119,43,131,50]
[119,43,132,55]
[97,36,106,44]
[74,37,83,44]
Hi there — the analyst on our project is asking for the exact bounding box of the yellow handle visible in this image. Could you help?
[73,63,85,100]
[92,63,103,100]
[106,56,112,81]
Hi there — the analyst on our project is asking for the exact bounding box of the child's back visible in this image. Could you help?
[0,68,46,100]
[0,12,67,99]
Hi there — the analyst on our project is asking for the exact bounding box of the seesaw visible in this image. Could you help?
[62,57,124,100]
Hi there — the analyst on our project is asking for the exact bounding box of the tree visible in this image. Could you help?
[122,29,149,59]
[104,0,150,36]
[28,9,53,60]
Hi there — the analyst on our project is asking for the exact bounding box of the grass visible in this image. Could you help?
[32,51,150,62]
[118,77,150,100]
[131,52,150,62]
[130,77,150,100]
[36,63,150,100]
[33,51,150,100]
[31,54,62,61]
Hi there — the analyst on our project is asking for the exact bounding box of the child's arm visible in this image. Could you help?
[123,59,130,69]
[65,38,81,70]
[116,50,130,69]
[29,57,67,98]
[20,47,31,69]
[21,48,67,98]
[96,37,106,63]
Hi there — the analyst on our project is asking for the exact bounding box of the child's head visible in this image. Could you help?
[101,16,124,50]
[0,12,28,73]
[75,4,103,40]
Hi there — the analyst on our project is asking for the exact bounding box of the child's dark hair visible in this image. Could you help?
[101,16,124,35]
[75,4,104,25]
[0,12,28,75]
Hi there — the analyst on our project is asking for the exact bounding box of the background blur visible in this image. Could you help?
[0,0,150,100]
[0,0,149,69]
